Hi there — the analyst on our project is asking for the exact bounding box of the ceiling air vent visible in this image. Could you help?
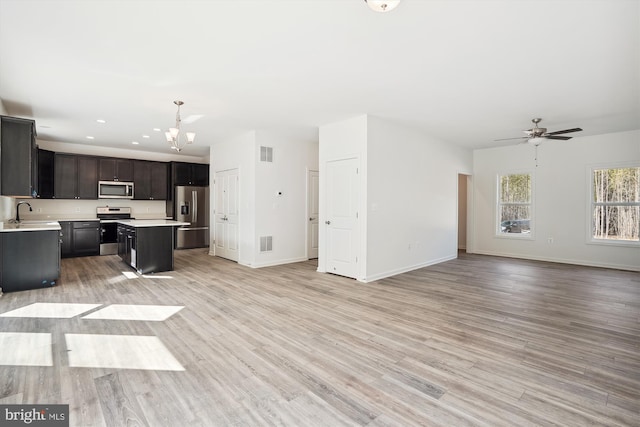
[260,146,273,162]
[260,236,273,252]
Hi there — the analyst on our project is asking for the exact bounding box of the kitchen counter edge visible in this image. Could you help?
[116,219,190,228]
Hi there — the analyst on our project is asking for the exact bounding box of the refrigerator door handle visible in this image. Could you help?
[192,190,198,224]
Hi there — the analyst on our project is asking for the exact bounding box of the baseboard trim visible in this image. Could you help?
[362,254,458,283]
[471,250,640,272]
[249,256,309,269]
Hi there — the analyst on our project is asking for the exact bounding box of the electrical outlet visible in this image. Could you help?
[547,237,554,244]
[75,207,80,213]
[36,208,43,213]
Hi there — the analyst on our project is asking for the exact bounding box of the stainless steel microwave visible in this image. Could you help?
[98,181,134,199]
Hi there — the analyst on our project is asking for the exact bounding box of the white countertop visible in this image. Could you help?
[0,221,62,233]
[117,219,190,228]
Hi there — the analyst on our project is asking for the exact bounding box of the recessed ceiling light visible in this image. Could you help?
[132,141,139,145]
[142,135,150,139]
[86,136,95,140]
[153,128,161,132]
[96,119,106,124]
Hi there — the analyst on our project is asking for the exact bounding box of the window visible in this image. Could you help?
[591,166,639,244]
[497,173,532,236]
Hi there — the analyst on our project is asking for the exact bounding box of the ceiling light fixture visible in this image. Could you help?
[165,100,195,152]
[364,0,401,12]
[528,137,545,146]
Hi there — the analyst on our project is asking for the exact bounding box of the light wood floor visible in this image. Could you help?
[0,250,638,426]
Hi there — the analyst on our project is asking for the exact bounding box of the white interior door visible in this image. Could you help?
[214,168,239,262]
[308,170,319,259]
[325,158,359,279]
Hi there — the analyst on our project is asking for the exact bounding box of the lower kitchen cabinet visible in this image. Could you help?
[118,224,174,274]
[0,230,60,293]
[60,220,100,258]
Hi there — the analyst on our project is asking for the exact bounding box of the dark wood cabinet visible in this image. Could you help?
[0,115,37,197]
[118,224,174,274]
[133,160,168,200]
[99,157,133,182]
[59,221,73,257]
[171,162,209,186]
[77,156,98,198]
[60,220,100,258]
[0,230,60,292]
[37,148,55,199]
[54,154,98,199]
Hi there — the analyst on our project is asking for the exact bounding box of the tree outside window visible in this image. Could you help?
[498,173,532,235]
[592,166,639,243]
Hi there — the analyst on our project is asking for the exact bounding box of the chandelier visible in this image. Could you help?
[364,0,401,12]
[165,100,195,152]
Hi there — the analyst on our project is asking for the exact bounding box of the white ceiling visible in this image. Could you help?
[0,0,638,157]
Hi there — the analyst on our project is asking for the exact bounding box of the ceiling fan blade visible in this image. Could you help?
[494,136,529,141]
[545,135,572,140]
[545,127,582,136]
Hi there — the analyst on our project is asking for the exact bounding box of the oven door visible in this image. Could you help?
[100,222,119,255]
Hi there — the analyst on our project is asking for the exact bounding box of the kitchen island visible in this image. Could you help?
[0,221,62,292]
[117,220,189,274]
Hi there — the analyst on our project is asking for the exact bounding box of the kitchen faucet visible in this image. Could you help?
[15,201,32,222]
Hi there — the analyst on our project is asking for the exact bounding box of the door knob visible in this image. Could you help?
[325,220,331,225]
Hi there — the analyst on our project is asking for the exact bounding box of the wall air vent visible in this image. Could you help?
[260,146,273,162]
[260,236,273,252]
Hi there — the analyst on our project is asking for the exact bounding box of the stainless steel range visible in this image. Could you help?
[97,207,132,255]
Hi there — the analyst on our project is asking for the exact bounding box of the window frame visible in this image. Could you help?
[587,161,640,247]
[495,170,535,240]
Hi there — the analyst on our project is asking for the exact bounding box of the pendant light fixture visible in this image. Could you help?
[165,100,195,152]
[364,0,401,13]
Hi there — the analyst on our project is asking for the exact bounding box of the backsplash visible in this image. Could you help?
[10,199,168,221]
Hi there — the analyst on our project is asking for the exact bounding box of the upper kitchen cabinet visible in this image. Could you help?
[133,160,168,200]
[99,157,133,182]
[171,162,209,186]
[37,148,55,199]
[0,115,37,197]
[54,154,98,199]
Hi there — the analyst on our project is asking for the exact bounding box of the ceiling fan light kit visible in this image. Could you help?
[165,100,196,152]
[364,0,401,13]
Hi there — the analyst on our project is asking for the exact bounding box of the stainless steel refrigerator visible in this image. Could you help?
[175,186,209,249]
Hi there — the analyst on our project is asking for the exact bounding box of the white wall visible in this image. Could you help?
[366,116,473,281]
[472,129,640,271]
[318,115,473,282]
[210,131,318,268]
[253,131,318,267]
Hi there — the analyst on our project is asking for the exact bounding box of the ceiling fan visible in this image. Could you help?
[495,118,583,146]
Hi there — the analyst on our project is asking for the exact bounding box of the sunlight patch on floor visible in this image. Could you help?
[65,334,184,371]
[0,333,52,366]
[82,304,184,322]
[0,303,101,318]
